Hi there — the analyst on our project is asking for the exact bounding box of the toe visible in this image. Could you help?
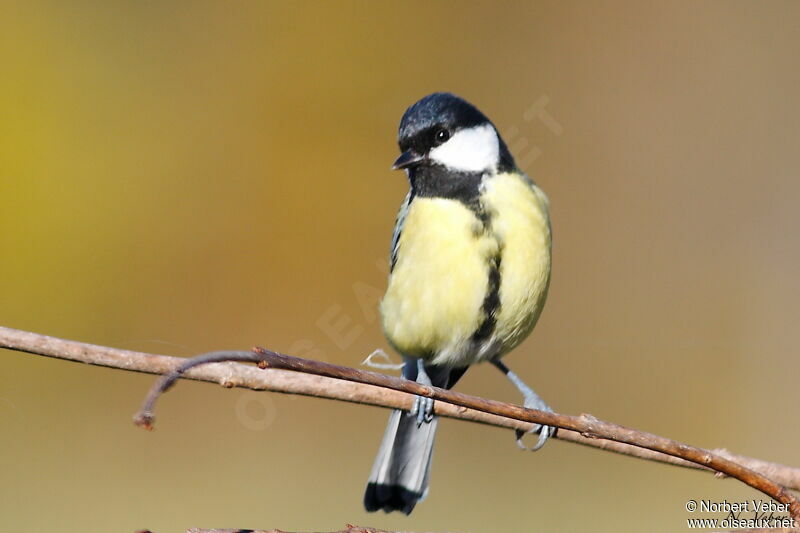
[531,426,550,451]
[514,423,553,451]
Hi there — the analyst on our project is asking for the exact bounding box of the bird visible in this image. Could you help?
[363,92,554,514]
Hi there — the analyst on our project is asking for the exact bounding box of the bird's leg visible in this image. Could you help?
[408,359,435,426]
[492,359,554,450]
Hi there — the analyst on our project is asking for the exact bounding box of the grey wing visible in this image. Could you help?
[389,191,413,272]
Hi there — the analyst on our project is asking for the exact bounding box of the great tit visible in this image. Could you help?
[364,92,553,514]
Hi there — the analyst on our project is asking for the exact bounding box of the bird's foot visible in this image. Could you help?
[516,394,555,451]
[406,359,435,426]
[409,394,435,426]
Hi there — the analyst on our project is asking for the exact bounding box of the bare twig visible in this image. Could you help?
[254,348,800,519]
[132,343,800,520]
[1,325,799,515]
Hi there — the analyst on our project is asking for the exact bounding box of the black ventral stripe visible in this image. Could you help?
[472,252,500,344]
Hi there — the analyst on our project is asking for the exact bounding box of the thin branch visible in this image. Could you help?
[251,348,799,520]
[1,326,799,514]
[134,344,800,521]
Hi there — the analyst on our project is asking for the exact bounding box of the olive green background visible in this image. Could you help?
[2,2,799,532]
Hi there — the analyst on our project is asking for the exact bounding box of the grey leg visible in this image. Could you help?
[492,359,554,450]
[408,359,435,426]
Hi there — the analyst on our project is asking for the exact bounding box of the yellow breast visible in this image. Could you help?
[482,172,551,354]
[381,197,498,363]
[381,172,551,366]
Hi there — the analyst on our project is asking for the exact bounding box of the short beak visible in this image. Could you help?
[392,150,424,170]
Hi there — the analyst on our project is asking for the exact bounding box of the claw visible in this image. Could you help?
[515,423,552,451]
[422,397,434,424]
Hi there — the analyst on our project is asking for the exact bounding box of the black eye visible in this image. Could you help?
[434,128,450,144]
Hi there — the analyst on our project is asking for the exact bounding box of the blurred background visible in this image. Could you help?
[2,2,799,531]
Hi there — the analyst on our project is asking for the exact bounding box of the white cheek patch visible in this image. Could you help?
[429,124,500,173]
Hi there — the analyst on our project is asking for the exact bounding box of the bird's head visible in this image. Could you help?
[393,92,515,175]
